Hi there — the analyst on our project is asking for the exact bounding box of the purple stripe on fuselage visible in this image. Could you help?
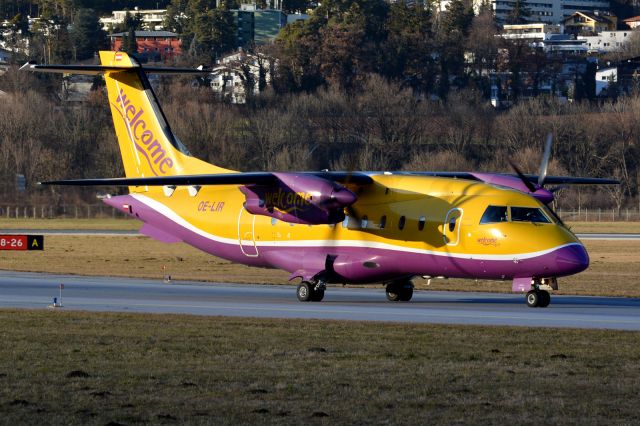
[105,195,589,284]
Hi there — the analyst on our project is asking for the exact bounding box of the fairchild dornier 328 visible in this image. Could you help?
[24,51,617,308]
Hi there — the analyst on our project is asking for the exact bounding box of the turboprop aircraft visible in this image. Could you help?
[24,51,618,308]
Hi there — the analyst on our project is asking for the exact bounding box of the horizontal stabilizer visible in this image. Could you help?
[21,63,210,76]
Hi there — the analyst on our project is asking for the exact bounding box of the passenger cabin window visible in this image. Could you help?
[448,216,457,232]
[342,217,349,228]
[380,215,387,229]
[398,216,406,230]
[510,207,551,223]
[480,206,508,224]
[418,216,425,231]
[361,215,369,229]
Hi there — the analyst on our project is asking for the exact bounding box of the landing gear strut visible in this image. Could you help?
[386,280,414,302]
[297,280,326,302]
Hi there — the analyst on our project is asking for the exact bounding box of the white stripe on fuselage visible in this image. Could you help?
[131,194,579,262]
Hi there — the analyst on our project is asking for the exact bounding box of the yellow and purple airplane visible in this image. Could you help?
[24,51,617,308]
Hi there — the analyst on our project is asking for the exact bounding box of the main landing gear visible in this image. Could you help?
[385,280,414,302]
[297,280,326,302]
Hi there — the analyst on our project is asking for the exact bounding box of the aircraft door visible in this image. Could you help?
[237,207,259,257]
[443,208,463,246]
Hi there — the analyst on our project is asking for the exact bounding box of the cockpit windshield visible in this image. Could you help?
[510,207,551,223]
[480,205,552,224]
[480,206,508,224]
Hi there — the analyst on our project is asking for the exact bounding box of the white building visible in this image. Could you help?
[595,67,616,96]
[501,23,561,41]
[475,0,611,24]
[99,8,166,31]
[209,51,272,104]
[579,30,637,53]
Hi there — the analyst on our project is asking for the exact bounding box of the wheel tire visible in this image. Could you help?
[297,282,312,302]
[398,285,414,302]
[386,284,400,302]
[538,291,551,308]
[310,288,325,302]
[526,290,539,308]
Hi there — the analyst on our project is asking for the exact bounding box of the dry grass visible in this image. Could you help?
[1,309,639,424]
[566,221,640,234]
[0,218,140,230]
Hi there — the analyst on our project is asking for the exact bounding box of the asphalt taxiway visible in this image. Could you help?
[0,270,638,330]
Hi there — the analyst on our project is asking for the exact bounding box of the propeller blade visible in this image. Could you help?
[538,133,552,187]
[509,160,537,193]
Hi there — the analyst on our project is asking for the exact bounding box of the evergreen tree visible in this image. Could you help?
[124,26,138,55]
[72,8,106,60]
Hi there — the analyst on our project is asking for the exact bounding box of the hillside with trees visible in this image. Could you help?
[0,0,637,212]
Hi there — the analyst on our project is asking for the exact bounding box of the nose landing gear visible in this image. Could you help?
[297,280,326,302]
[526,289,551,308]
[525,277,555,308]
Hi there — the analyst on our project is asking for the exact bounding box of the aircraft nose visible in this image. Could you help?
[554,244,589,276]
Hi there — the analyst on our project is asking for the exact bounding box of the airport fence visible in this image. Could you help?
[0,204,130,220]
[1,204,640,222]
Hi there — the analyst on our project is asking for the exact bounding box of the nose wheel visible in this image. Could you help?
[526,290,550,308]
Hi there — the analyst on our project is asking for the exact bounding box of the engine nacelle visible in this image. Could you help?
[240,173,357,225]
[471,173,554,205]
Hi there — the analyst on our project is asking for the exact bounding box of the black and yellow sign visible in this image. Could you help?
[0,235,44,250]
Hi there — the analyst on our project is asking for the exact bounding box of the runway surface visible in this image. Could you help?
[1,270,638,330]
[2,229,639,239]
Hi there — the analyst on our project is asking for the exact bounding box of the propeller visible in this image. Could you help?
[509,160,537,193]
[538,133,553,187]
[509,133,555,205]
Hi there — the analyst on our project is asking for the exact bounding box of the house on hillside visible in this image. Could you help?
[579,30,637,53]
[563,11,617,36]
[623,16,640,29]
[109,30,181,62]
[209,50,272,104]
[100,8,167,31]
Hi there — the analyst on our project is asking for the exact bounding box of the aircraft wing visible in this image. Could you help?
[399,171,619,186]
[38,171,374,186]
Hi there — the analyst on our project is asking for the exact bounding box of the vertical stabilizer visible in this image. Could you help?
[98,51,232,184]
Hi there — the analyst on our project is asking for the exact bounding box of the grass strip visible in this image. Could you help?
[0,309,638,424]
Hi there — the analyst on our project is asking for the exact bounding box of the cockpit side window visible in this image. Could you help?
[510,207,551,223]
[480,206,508,224]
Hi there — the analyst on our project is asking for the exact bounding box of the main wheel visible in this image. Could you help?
[398,286,413,302]
[526,290,539,308]
[538,290,551,308]
[386,284,400,302]
[297,282,312,302]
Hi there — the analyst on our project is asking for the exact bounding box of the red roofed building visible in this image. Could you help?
[109,30,182,62]
[623,16,640,29]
